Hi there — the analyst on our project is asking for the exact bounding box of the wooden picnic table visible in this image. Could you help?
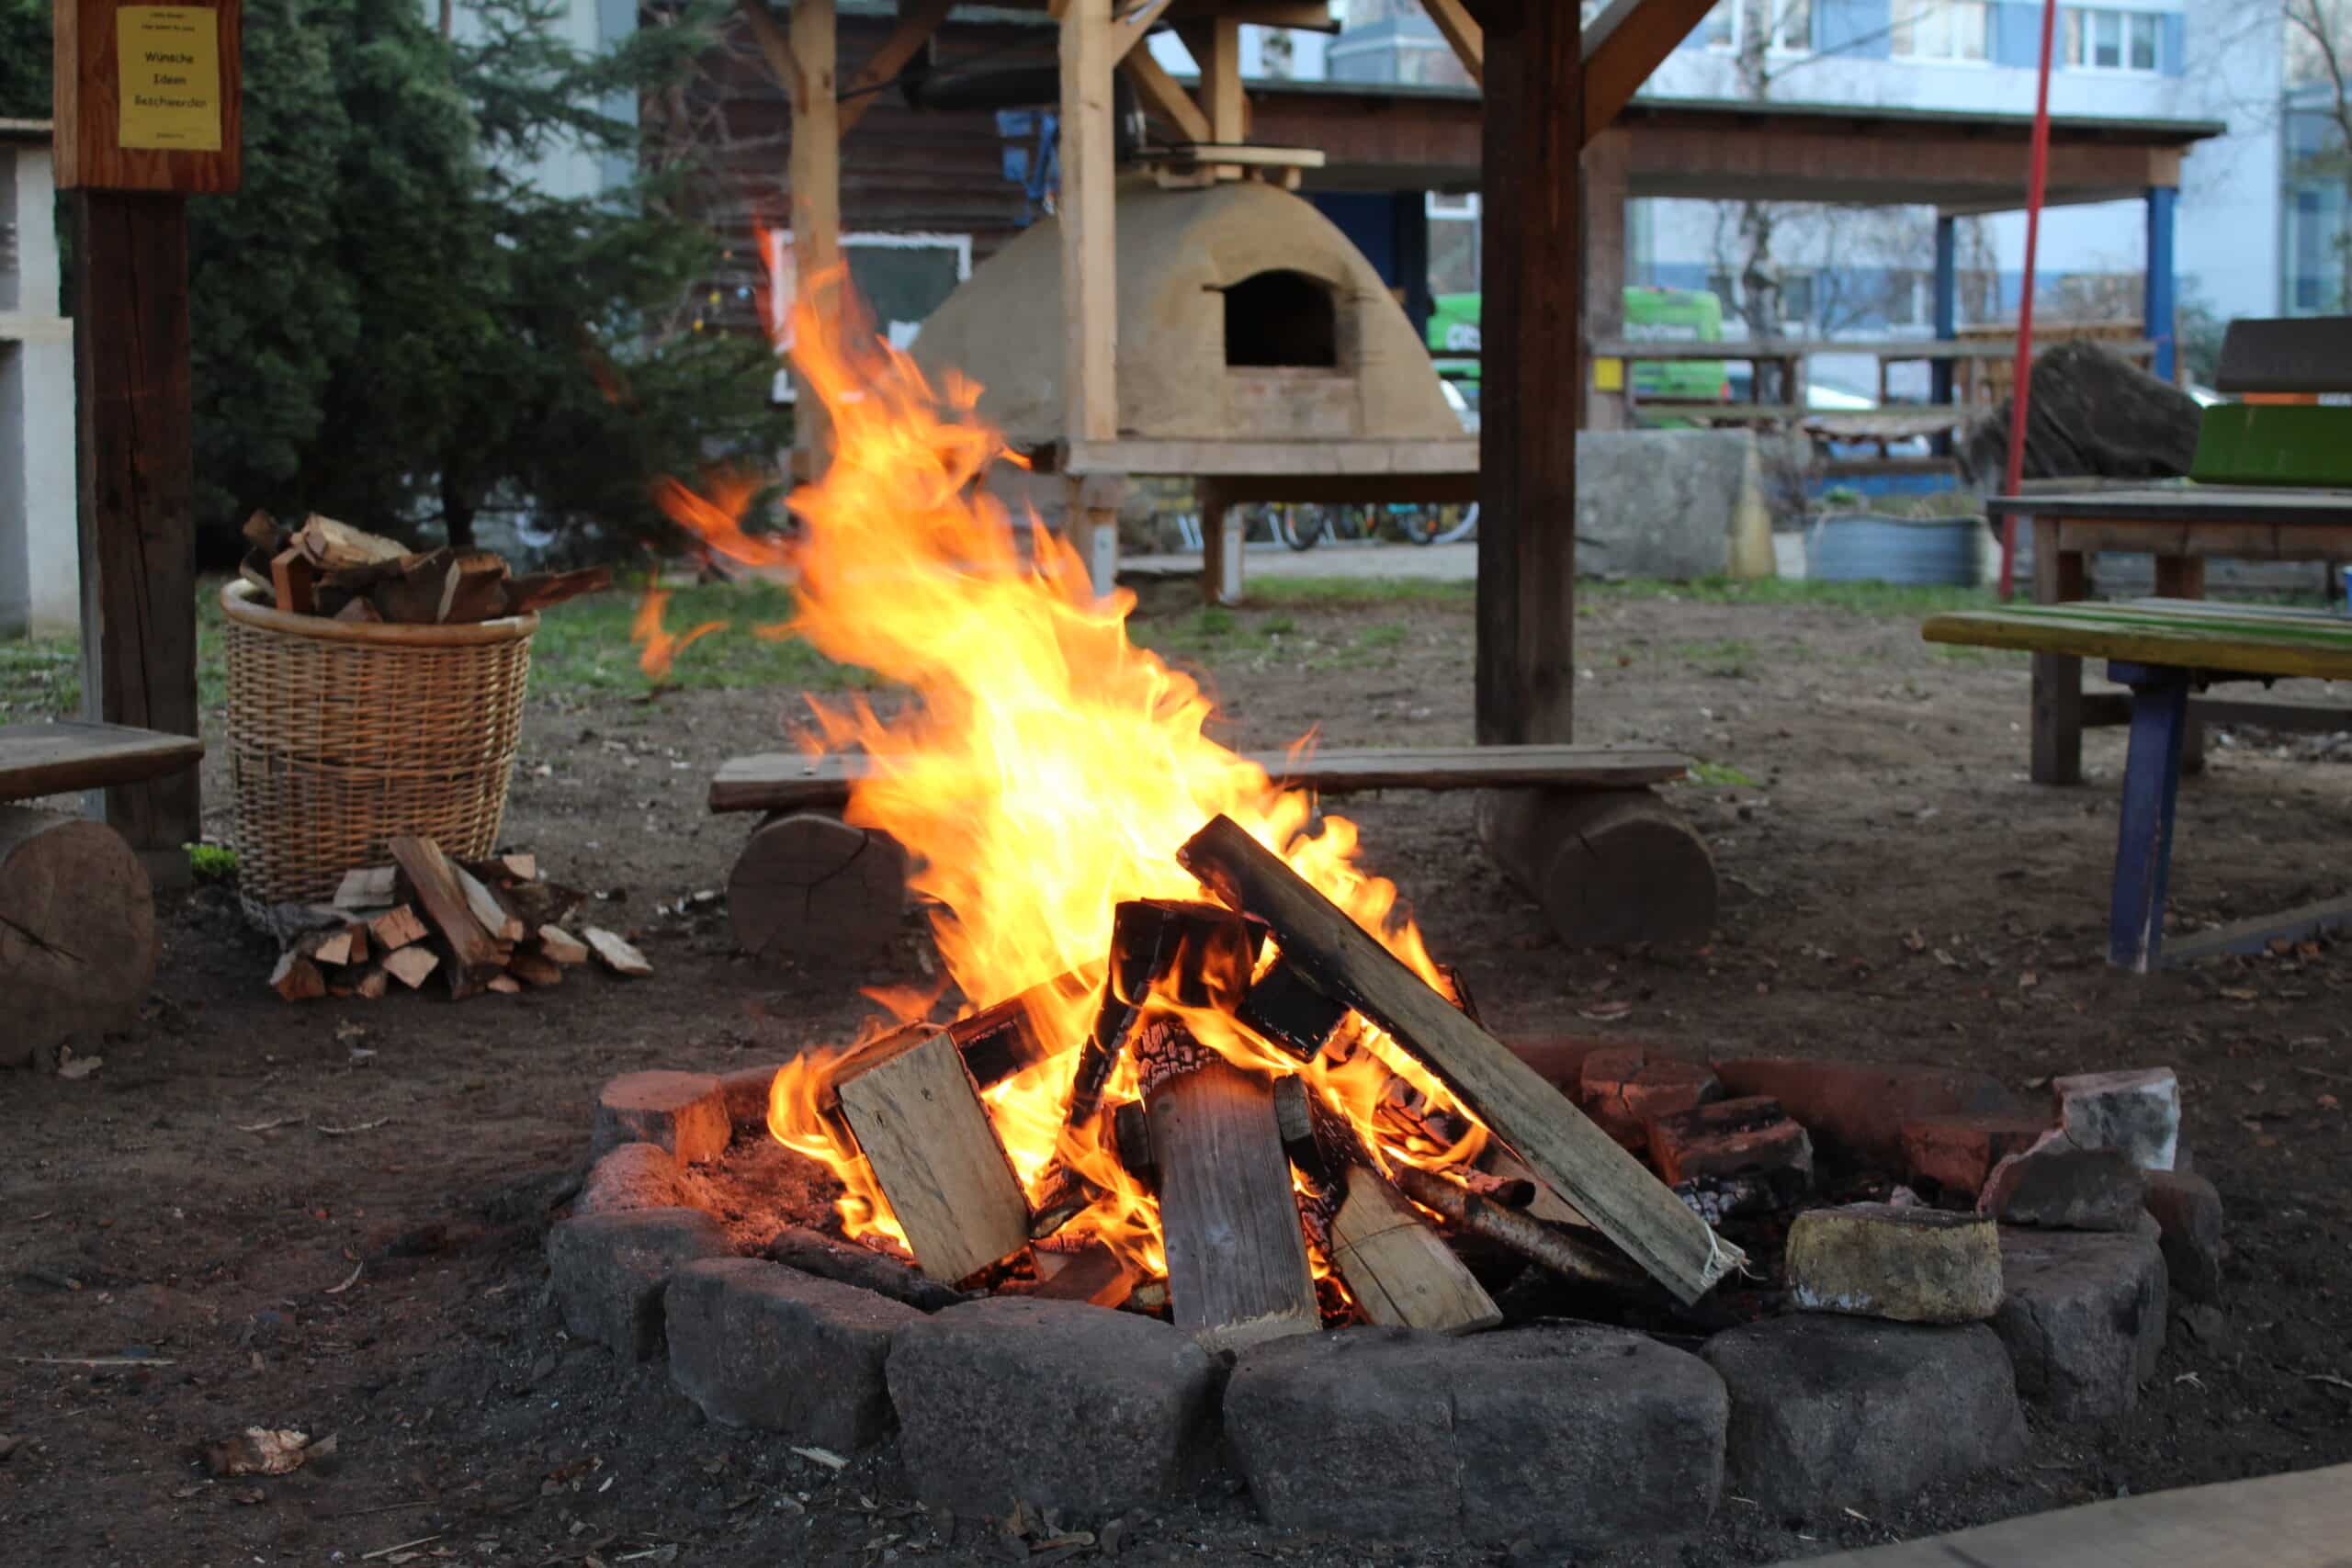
[1984,485,2352,784]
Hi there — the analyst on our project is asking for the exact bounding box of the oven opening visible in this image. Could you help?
[1223,270,1338,369]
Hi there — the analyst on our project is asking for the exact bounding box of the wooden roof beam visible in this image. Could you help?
[1122,47,1214,141]
[1422,0,1483,85]
[1582,0,1721,145]
[839,0,956,132]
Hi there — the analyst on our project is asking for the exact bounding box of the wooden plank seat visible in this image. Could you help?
[0,721,203,1067]
[710,744,1713,964]
[1923,598,2352,972]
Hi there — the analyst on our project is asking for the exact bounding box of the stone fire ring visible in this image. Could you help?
[548,1066,2181,1548]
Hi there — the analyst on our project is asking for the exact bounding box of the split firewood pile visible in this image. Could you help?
[267,834,651,1003]
[238,511,610,625]
[801,815,1747,1348]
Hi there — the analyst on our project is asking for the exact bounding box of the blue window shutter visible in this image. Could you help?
[1991,3,2044,67]
[1818,0,1893,59]
[2162,12,2185,76]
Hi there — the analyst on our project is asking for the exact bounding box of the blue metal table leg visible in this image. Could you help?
[2108,660,2190,972]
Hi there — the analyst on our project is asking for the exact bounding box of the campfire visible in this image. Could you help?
[643,281,1747,1338]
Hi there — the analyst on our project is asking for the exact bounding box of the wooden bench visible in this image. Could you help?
[707,743,1715,964]
[0,720,205,1066]
[1923,599,2352,971]
[1985,315,2352,785]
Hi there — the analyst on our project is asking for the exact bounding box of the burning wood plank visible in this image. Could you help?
[1236,954,1350,1061]
[1065,899,1261,1132]
[1391,1164,1647,1293]
[1273,1076,1499,1335]
[1176,814,1744,1304]
[831,1023,1034,1286]
[945,965,1101,1090]
[1137,1021,1319,1352]
[1031,1238,1138,1309]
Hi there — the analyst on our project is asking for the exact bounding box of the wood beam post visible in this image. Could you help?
[1423,0,1485,85]
[788,0,842,457]
[838,0,954,135]
[1120,48,1212,144]
[1583,127,1630,433]
[1061,0,1120,597]
[1580,0,1717,146]
[1179,17,1246,143]
[1476,0,1582,745]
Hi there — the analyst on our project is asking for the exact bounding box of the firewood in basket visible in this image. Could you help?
[1177,813,1742,1305]
[386,835,509,998]
[831,1022,1034,1285]
[763,1225,972,1312]
[1391,1164,1649,1293]
[382,946,440,989]
[1063,899,1264,1131]
[582,927,653,977]
[367,548,455,624]
[242,508,284,554]
[1142,1023,1319,1351]
[238,546,277,600]
[268,951,327,1002]
[294,514,408,574]
[269,547,316,615]
[1237,955,1350,1061]
[502,567,613,616]
[438,551,513,624]
[368,904,429,953]
[333,597,382,625]
[334,866,399,910]
[946,965,1101,1090]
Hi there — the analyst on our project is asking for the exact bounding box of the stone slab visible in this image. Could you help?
[1784,1203,2003,1324]
[2143,1169,2224,1303]
[1981,1141,2146,1231]
[546,1207,731,1360]
[593,1070,732,1164]
[2053,1067,2178,1172]
[1714,1059,2021,1168]
[888,1296,1217,1517]
[1226,1323,1727,1547]
[667,1258,919,1448]
[1994,1224,2167,1418]
[575,1142,684,1217]
[1702,1315,2025,1513]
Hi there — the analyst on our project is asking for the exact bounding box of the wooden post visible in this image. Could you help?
[1059,0,1118,598]
[1582,128,1631,434]
[53,0,243,882]
[1475,0,1581,746]
[789,0,841,457]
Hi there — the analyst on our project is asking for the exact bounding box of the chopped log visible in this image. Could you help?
[832,1022,1034,1285]
[334,866,398,909]
[583,927,653,977]
[310,925,364,967]
[1237,955,1350,1061]
[0,807,157,1066]
[1476,788,1718,948]
[502,566,613,615]
[503,877,583,931]
[1177,814,1740,1303]
[727,811,906,964]
[386,835,509,998]
[242,509,283,553]
[763,1224,972,1311]
[486,974,524,995]
[368,904,428,953]
[1027,1161,1104,1240]
[381,946,440,989]
[1329,1170,1502,1334]
[1031,1239,1139,1308]
[294,514,407,573]
[1392,1164,1648,1292]
[439,551,512,624]
[1480,1145,1590,1229]
[1065,898,1261,1133]
[368,548,456,625]
[496,852,537,882]
[333,598,382,625]
[269,547,316,615]
[1112,1099,1156,1190]
[355,966,390,1000]
[1438,964,1482,1025]
[537,925,589,966]
[452,863,525,942]
[1140,1022,1320,1351]
[946,965,1100,1089]
[269,950,326,1001]
[237,547,276,600]
[510,952,564,987]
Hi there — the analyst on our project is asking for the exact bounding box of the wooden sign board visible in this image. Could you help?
[54,0,243,192]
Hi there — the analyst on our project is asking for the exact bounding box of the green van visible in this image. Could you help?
[1426,287,1729,404]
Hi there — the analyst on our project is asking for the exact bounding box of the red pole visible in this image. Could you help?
[1996,0,2061,602]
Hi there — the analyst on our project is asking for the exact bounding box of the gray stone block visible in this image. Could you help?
[888,1296,1217,1517]
[1575,429,1779,581]
[2143,1169,2225,1303]
[547,1207,731,1360]
[2053,1067,2179,1171]
[1980,1142,2145,1231]
[1701,1315,2024,1514]
[575,1142,685,1217]
[593,1070,732,1164]
[667,1258,918,1447]
[1226,1324,1726,1547]
[1784,1203,2004,1324]
[1993,1224,2167,1418]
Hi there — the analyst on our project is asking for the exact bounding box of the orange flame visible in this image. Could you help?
[664,274,1488,1283]
[629,581,726,682]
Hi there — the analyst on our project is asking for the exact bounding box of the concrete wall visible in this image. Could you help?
[0,141,77,639]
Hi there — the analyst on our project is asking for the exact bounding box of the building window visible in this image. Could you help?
[1892,0,1990,62]
[1425,192,1480,218]
[2063,6,2162,73]
[1780,269,1816,329]
[1701,1,1736,50]
[1697,0,1811,54]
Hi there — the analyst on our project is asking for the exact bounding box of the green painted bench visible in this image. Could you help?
[1924,598,2352,971]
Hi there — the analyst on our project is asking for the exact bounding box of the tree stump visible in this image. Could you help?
[1476,788,1717,948]
[726,811,907,964]
[0,806,156,1067]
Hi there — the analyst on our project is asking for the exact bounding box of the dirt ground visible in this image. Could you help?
[6,574,2352,1568]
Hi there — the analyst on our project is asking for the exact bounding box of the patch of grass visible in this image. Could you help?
[1586,577,1997,618]
[187,842,240,883]
[1357,622,1409,650]
[1929,642,2007,667]
[1247,577,1476,609]
[1261,615,1297,636]
[1668,637,1760,677]
[0,637,80,719]
[1685,761,1762,789]
[526,580,868,697]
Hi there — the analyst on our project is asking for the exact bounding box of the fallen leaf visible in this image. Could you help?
[57,1054,103,1080]
[205,1427,313,1477]
[788,1445,847,1472]
[2219,987,2259,1002]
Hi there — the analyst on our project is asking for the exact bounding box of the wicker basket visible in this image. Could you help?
[220,581,537,917]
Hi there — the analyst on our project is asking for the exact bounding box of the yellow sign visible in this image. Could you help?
[1592,356,1626,393]
[117,7,222,152]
